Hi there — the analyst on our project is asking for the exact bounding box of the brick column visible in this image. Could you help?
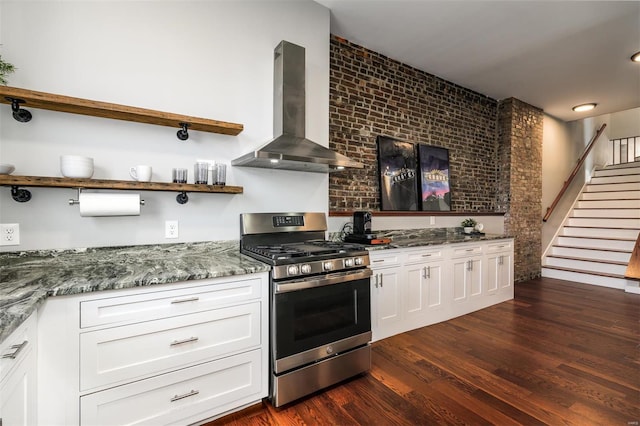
[498,98,544,281]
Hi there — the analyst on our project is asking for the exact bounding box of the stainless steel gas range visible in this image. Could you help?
[240,212,373,407]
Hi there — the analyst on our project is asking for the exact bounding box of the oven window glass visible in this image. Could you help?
[274,278,371,360]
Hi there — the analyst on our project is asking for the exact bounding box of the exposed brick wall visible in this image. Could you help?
[328,36,499,212]
[498,98,544,281]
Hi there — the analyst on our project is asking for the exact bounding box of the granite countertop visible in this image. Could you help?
[371,228,512,249]
[0,241,270,343]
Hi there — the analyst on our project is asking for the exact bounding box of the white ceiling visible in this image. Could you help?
[315,0,640,122]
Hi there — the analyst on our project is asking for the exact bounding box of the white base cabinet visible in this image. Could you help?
[370,238,514,341]
[0,313,37,426]
[37,273,269,426]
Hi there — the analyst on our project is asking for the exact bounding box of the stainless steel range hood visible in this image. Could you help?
[232,41,363,173]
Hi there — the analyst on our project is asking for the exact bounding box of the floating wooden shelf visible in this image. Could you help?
[0,86,243,136]
[0,175,242,204]
[0,175,242,193]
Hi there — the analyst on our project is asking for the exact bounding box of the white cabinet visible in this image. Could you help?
[404,247,445,326]
[369,238,514,342]
[0,313,37,426]
[451,244,484,315]
[486,241,514,297]
[370,251,403,341]
[37,273,269,426]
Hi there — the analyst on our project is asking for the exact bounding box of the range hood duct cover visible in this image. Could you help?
[232,40,363,173]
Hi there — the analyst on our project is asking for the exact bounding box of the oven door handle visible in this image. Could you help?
[275,268,373,293]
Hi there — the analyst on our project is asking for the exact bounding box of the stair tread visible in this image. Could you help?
[558,235,637,242]
[545,254,628,266]
[551,244,631,253]
[541,265,626,279]
[563,225,640,230]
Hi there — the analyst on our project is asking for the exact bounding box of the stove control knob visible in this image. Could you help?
[354,257,364,266]
[344,258,354,267]
[323,261,334,271]
[301,264,312,274]
[326,345,334,355]
[287,265,300,276]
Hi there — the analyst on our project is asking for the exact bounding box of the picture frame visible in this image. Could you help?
[417,144,451,211]
[377,136,419,211]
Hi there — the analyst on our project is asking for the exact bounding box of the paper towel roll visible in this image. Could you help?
[79,193,141,217]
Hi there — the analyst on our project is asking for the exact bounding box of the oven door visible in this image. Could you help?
[272,268,372,374]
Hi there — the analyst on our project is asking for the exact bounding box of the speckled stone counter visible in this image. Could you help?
[0,241,270,343]
[372,228,511,249]
[331,227,511,249]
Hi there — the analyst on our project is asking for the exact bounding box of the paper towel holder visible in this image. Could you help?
[68,189,145,206]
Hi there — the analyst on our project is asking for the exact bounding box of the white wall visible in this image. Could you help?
[0,0,330,251]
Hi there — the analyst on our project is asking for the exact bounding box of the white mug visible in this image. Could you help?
[129,165,152,182]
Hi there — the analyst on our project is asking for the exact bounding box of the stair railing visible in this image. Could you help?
[543,123,607,222]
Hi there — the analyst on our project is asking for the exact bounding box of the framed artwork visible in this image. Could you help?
[377,136,419,211]
[417,144,451,211]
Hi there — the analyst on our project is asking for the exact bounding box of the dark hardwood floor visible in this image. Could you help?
[207,277,640,426]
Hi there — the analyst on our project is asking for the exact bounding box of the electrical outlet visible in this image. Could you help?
[165,220,179,239]
[0,223,20,246]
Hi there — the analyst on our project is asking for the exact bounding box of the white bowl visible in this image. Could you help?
[0,163,15,175]
[61,156,94,178]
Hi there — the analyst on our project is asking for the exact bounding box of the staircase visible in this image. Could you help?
[542,161,640,293]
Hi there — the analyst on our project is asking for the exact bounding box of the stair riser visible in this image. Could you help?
[555,236,636,251]
[572,209,640,218]
[562,227,640,239]
[596,161,640,171]
[581,190,640,200]
[549,247,631,262]
[544,258,627,274]
[541,268,626,290]
[565,217,640,228]
[589,175,640,184]
[593,167,640,177]
[585,182,640,192]
[577,199,640,208]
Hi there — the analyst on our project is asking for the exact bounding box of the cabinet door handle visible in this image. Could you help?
[170,389,200,402]
[171,296,200,304]
[467,260,473,271]
[499,255,504,265]
[170,336,199,347]
[426,266,431,279]
[1,340,28,359]
[380,274,383,287]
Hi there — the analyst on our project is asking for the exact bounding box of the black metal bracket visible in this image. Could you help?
[5,97,32,123]
[11,186,32,202]
[177,122,190,141]
[176,192,189,204]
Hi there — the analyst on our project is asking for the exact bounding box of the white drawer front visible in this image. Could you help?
[451,245,483,258]
[0,313,36,383]
[369,252,401,268]
[405,248,443,264]
[80,302,261,391]
[80,277,262,328]
[80,349,263,426]
[486,240,513,253]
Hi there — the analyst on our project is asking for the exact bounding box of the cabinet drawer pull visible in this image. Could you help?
[170,389,200,402]
[422,254,432,257]
[465,248,474,252]
[372,259,385,263]
[170,336,199,347]
[1,340,28,359]
[171,296,200,304]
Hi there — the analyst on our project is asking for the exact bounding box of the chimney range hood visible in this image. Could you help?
[232,40,363,173]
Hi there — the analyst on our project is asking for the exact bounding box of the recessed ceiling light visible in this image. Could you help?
[572,103,597,112]
[631,51,640,62]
